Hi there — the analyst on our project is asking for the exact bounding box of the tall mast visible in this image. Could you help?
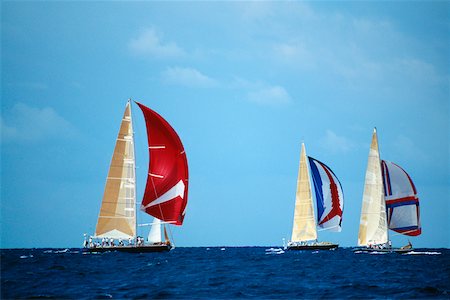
[129,99,138,239]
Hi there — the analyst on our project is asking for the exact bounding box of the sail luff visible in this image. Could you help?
[358,128,388,246]
[291,143,317,242]
[95,101,136,239]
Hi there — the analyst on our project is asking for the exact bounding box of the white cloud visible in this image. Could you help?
[247,85,291,106]
[128,28,185,58]
[1,103,76,143]
[319,130,355,154]
[162,67,217,88]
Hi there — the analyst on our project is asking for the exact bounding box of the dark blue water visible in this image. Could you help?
[1,247,449,299]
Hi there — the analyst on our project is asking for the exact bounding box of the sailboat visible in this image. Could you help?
[356,128,421,253]
[84,100,188,253]
[286,143,344,250]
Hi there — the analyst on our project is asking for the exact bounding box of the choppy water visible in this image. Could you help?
[1,247,449,299]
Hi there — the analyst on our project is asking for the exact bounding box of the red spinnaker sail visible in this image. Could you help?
[136,102,188,225]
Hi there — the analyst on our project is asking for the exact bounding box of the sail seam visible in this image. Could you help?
[149,173,164,178]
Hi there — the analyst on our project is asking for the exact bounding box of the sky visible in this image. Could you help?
[1,1,449,249]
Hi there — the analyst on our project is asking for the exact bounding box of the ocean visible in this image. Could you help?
[1,247,449,299]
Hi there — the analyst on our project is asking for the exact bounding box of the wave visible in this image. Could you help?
[265,248,285,255]
[402,251,441,255]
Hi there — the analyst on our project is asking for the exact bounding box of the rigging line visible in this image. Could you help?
[146,138,173,244]
[101,200,135,204]
[108,164,135,168]
[99,211,133,218]
[149,174,175,244]
[130,99,138,238]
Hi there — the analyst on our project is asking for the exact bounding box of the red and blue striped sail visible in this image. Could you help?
[382,160,421,236]
[308,157,344,231]
[136,102,188,226]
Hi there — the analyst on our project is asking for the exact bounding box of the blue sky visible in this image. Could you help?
[1,1,449,249]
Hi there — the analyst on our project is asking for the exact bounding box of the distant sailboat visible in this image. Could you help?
[286,143,344,250]
[85,100,188,253]
[356,128,420,253]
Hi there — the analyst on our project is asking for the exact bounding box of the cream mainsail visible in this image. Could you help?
[95,101,136,239]
[357,128,388,246]
[291,143,317,242]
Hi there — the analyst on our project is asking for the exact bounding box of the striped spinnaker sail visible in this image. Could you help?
[308,157,344,232]
[382,160,421,236]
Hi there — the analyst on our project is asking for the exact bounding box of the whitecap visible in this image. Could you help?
[265,248,285,255]
[402,251,441,255]
[54,249,70,253]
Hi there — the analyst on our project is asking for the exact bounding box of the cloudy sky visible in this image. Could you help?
[1,1,449,248]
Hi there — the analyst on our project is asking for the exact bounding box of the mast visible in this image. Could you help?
[291,143,317,242]
[358,128,388,246]
[129,99,138,239]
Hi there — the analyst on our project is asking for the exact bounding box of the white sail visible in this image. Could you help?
[94,101,136,239]
[291,143,317,242]
[358,128,388,246]
[147,218,162,244]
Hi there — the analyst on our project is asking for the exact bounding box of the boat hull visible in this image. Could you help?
[353,247,413,254]
[83,244,172,253]
[287,243,338,250]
